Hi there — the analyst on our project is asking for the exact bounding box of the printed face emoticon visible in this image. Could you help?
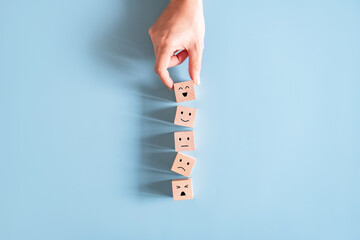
[174,81,196,103]
[171,152,196,177]
[172,178,193,201]
[174,106,196,128]
[174,131,195,152]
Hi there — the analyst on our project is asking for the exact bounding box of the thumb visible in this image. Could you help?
[188,44,203,85]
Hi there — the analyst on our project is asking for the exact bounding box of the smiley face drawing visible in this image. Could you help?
[171,152,196,177]
[172,178,193,201]
[174,131,195,152]
[174,106,196,128]
[174,80,196,103]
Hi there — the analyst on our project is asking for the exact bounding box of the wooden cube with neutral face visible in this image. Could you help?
[171,152,196,177]
[174,106,196,128]
[174,80,196,103]
[172,178,193,201]
[174,131,195,152]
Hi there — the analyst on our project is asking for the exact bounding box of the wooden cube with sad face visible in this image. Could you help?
[174,106,196,128]
[174,131,195,152]
[171,152,196,177]
[172,178,193,201]
[174,80,196,103]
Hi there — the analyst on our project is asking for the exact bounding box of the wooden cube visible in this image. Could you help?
[174,106,196,128]
[174,81,196,103]
[172,178,193,201]
[171,152,196,177]
[174,131,195,151]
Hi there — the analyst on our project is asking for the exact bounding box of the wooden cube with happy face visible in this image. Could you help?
[174,80,196,103]
[174,106,196,128]
[171,152,196,177]
[172,178,193,201]
[174,131,195,152]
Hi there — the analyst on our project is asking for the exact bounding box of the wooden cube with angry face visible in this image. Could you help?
[172,178,193,201]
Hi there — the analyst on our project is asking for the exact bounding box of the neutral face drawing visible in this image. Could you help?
[174,106,196,128]
[172,178,193,201]
[174,131,195,152]
[174,80,196,103]
[171,152,196,177]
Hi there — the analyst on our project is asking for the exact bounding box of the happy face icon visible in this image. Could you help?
[172,178,193,201]
[174,131,195,152]
[174,106,196,128]
[174,80,196,103]
[171,152,196,177]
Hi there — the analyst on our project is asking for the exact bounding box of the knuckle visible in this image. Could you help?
[154,66,163,75]
[193,42,204,51]
[159,42,169,49]
[160,42,171,49]
[154,66,160,74]
[148,27,153,36]
[159,37,174,49]
[193,64,201,71]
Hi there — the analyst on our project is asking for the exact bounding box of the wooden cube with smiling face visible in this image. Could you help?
[174,106,196,128]
[172,178,193,201]
[171,152,196,177]
[174,80,196,103]
[174,131,195,152]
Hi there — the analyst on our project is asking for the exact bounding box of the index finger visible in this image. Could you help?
[154,48,174,90]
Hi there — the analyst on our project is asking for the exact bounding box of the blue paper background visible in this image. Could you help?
[1,0,359,239]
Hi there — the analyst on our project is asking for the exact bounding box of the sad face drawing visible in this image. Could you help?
[171,152,196,177]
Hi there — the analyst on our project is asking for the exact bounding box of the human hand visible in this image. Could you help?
[149,0,205,90]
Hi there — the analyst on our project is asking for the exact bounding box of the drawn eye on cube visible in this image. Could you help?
[174,81,196,103]
[174,106,196,128]
[174,131,195,152]
[171,152,196,177]
[172,178,193,201]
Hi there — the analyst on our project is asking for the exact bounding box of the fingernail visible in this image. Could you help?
[195,76,201,85]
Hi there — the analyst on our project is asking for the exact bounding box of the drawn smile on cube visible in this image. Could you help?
[174,106,196,128]
[180,110,191,122]
[179,86,189,98]
[174,81,195,103]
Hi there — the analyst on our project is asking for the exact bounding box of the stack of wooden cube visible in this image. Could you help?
[171,80,197,201]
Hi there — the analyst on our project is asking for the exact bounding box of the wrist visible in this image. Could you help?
[170,0,202,4]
